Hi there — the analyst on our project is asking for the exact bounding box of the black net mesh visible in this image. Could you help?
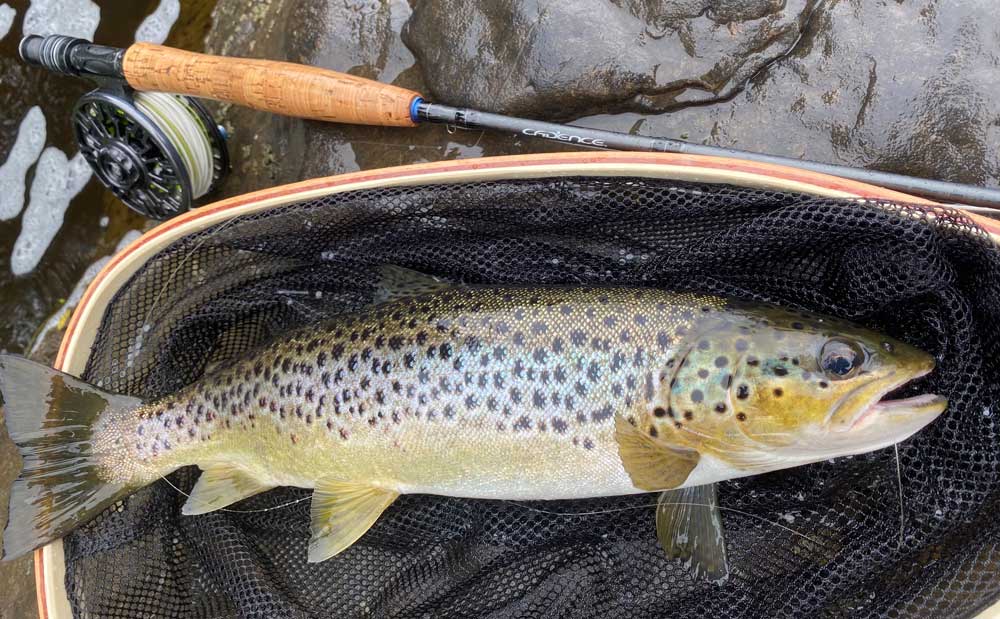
[62,177,1000,618]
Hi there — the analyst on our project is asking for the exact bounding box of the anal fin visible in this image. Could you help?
[615,413,699,491]
[656,483,729,584]
[182,465,274,515]
[309,480,398,562]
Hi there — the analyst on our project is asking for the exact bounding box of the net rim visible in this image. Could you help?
[36,150,998,619]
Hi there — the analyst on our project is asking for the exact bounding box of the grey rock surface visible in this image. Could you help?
[403,0,816,119]
[204,0,999,199]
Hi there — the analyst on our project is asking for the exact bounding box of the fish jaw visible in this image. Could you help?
[785,391,946,462]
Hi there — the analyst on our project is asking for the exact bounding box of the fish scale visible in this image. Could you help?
[125,286,717,500]
[0,268,945,578]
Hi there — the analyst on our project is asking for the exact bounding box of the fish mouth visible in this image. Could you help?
[849,392,948,432]
[825,365,946,453]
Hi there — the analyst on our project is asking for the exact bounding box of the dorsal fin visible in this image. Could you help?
[374,266,454,305]
[614,413,699,491]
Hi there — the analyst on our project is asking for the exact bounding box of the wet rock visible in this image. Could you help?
[206,0,998,198]
[402,0,815,119]
[579,0,1000,188]
[203,0,584,199]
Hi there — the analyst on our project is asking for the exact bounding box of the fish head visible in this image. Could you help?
[650,305,946,469]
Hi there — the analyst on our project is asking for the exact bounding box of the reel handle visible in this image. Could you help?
[123,43,421,127]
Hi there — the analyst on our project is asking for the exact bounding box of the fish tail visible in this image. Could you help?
[0,355,142,561]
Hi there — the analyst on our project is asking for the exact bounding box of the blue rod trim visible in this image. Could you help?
[410,97,424,124]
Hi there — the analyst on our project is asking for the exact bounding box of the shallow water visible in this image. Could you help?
[0,2,215,616]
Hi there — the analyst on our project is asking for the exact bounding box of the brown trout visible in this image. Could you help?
[0,267,946,581]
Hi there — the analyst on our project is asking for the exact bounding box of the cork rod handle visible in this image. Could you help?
[123,42,420,127]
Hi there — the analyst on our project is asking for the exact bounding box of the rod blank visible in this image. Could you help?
[416,103,1000,209]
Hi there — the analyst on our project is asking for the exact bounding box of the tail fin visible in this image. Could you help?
[0,355,142,561]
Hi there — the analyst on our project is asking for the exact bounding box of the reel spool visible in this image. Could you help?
[20,34,229,219]
[73,90,228,219]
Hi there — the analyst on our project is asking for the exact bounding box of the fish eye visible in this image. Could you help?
[819,338,864,380]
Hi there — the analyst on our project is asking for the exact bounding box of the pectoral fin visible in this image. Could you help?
[308,480,399,562]
[656,484,729,584]
[615,413,699,491]
[182,465,274,515]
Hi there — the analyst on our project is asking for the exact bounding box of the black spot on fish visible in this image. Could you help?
[281,358,292,373]
[657,332,672,350]
[698,368,709,379]
[570,330,587,346]
[514,416,532,431]
[392,381,402,394]
[532,321,548,335]
[443,404,456,419]
[819,380,828,388]
[747,356,760,367]
[534,348,548,364]
[715,356,728,368]
[691,389,704,403]
[737,384,750,400]
[552,417,568,433]
[649,426,659,438]
[554,366,568,383]
[533,391,547,409]
[774,366,788,376]
[587,361,601,381]
[512,332,526,347]
[361,347,373,362]
[773,388,784,397]
[592,405,614,422]
[439,343,453,359]
[683,411,694,420]
[510,387,522,404]
[348,354,359,372]
[698,340,710,351]
[575,381,588,397]
[737,412,747,421]
[721,373,733,389]
[513,359,526,378]
[654,407,668,417]
[714,403,727,413]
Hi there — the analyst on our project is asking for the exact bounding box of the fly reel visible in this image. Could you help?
[21,35,229,219]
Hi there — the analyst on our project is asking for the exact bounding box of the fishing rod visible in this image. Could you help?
[19,34,1000,219]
